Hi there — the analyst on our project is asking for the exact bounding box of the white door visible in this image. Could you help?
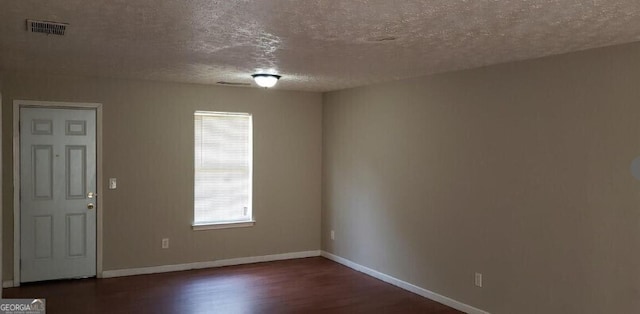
[20,107,97,282]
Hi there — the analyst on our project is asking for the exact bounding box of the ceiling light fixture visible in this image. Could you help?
[252,74,281,88]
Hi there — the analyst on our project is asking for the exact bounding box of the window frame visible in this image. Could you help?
[192,110,254,231]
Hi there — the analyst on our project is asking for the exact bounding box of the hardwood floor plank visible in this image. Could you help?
[4,257,463,313]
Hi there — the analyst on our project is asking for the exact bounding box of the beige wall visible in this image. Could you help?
[1,73,322,279]
[322,42,640,314]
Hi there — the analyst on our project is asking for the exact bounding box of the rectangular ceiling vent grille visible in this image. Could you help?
[216,81,251,86]
[27,19,68,35]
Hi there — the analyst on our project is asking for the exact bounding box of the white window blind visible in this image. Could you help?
[194,111,252,225]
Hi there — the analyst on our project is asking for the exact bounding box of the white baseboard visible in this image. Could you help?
[2,280,14,288]
[102,250,321,278]
[321,251,490,314]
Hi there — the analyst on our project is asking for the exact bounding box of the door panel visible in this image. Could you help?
[66,213,87,257]
[32,145,54,200]
[66,145,86,199]
[33,216,53,259]
[20,107,97,282]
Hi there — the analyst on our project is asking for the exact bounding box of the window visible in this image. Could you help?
[193,111,253,229]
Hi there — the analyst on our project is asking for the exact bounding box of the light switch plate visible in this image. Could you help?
[109,178,117,190]
[475,273,483,287]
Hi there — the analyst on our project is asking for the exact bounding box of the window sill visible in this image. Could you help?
[192,220,255,231]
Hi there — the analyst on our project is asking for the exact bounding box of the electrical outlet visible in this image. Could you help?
[162,238,169,249]
[330,230,335,240]
[474,272,483,287]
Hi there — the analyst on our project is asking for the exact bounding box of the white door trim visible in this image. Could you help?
[13,100,103,286]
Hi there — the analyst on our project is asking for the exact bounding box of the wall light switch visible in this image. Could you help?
[475,273,483,287]
[109,178,117,190]
[330,230,335,240]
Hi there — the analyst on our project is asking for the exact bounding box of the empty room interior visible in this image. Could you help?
[1,1,640,313]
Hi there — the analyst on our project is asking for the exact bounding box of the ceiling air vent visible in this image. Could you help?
[216,81,251,87]
[366,36,398,42]
[26,19,68,35]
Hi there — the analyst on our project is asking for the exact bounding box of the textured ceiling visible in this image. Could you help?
[1,0,640,92]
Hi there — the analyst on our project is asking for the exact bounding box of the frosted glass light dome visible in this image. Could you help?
[252,74,281,88]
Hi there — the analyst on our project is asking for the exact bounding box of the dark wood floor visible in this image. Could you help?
[4,257,463,314]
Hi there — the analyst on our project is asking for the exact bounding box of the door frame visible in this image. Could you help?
[13,100,103,286]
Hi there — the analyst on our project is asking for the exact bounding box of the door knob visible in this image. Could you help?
[87,203,95,210]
